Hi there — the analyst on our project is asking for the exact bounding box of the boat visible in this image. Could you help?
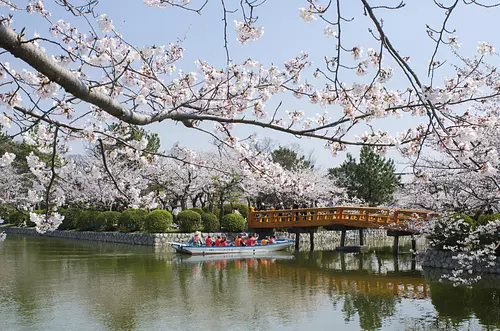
[169,239,295,255]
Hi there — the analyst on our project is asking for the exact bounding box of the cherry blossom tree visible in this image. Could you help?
[1,0,500,233]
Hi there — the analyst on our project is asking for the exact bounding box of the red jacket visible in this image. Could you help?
[215,238,221,246]
[206,238,212,246]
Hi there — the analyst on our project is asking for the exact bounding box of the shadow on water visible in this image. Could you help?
[1,235,500,331]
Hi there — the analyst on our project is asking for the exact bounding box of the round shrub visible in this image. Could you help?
[223,203,249,218]
[58,208,82,230]
[189,208,204,215]
[0,204,14,223]
[96,211,121,231]
[8,211,28,226]
[119,209,147,231]
[202,212,220,232]
[143,210,172,233]
[178,210,202,233]
[202,205,220,217]
[221,213,246,233]
[77,210,101,230]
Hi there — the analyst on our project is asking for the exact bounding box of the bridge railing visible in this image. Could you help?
[247,206,437,231]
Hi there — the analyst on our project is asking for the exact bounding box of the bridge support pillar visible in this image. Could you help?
[340,230,347,247]
[310,232,315,251]
[359,229,364,246]
[393,236,399,254]
[411,237,417,254]
[295,233,300,251]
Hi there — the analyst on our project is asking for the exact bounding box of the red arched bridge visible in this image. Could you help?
[247,206,438,252]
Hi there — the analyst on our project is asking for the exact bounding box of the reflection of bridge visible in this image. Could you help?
[247,258,428,299]
[248,206,437,252]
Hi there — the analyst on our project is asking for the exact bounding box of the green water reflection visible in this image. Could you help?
[0,235,499,331]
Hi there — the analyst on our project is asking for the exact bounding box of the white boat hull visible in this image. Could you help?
[172,253,295,264]
[169,239,294,255]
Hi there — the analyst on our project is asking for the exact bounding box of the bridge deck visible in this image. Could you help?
[248,206,436,232]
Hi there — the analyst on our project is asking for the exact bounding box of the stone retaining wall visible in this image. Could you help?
[421,249,500,274]
[2,226,418,251]
[2,227,237,247]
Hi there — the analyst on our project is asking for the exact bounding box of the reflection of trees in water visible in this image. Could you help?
[4,236,500,331]
[423,268,500,329]
[342,292,397,331]
[246,252,423,330]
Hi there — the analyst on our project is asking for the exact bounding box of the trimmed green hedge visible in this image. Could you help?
[202,212,220,232]
[223,203,249,218]
[143,210,172,233]
[221,213,246,232]
[8,210,28,226]
[202,205,220,217]
[0,204,14,223]
[178,210,202,232]
[119,209,147,231]
[189,208,204,215]
[77,210,101,230]
[96,211,121,231]
[58,208,82,230]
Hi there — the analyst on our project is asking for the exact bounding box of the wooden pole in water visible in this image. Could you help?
[393,235,399,254]
[340,230,346,247]
[359,229,364,246]
[411,237,417,254]
[295,232,300,251]
[310,232,315,251]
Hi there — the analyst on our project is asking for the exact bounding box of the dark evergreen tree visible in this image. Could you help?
[328,146,400,206]
[270,146,312,171]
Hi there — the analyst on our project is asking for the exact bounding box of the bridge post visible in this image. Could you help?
[295,232,300,251]
[310,232,315,251]
[411,237,417,254]
[393,235,399,254]
[359,229,364,246]
[340,230,346,247]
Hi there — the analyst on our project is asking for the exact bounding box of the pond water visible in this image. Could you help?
[1,235,499,331]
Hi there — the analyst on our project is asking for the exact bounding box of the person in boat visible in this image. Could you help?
[240,234,248,246]
[188,231,203,246]
[260,237,269,245]
[214,236,222,246]
[220,238,228,247]
[234,235,242,246]
[205,235,213,247]
[270,236,277,244]
[247,234,255,247]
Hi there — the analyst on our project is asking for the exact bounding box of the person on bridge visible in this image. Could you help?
[188,231,203,246]
[205,235,213,247]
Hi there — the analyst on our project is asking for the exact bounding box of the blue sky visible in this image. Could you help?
[5,0,500,170]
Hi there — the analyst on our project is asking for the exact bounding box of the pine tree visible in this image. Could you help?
[328,146,400,206]
[270,146,312,171]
